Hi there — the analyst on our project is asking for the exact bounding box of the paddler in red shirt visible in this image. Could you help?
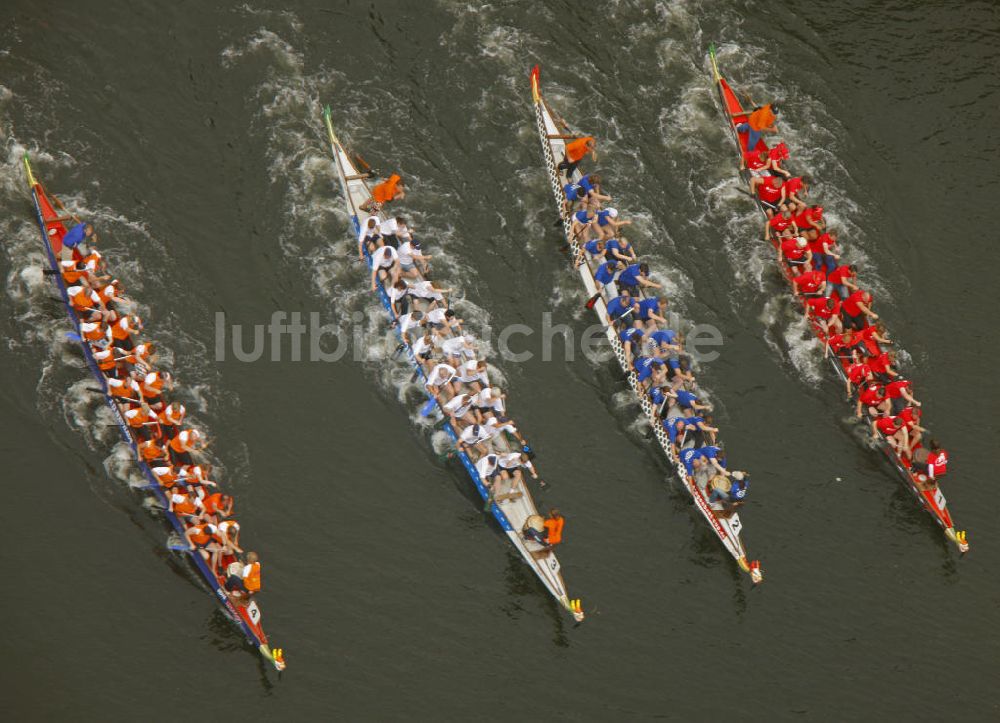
[841,289,878,331]
[749,175,786,213]
[792,268,826,296]
[742,142,791,177]
[809,229,841,275]
[825,263,859,299]
[845,359,873,397]
[780,235,811,266]
[885,378,920,414]
[872,414,909,453]
[866,350,897,380]
[854,321,891,356]
[825,328,857,360]
[766,207,797,240]
[794,205,825,233]
[911,439,948,481]
[805,294,842,335]
[856,381,888,419]
[782,175,812,213]
[897,406,926,455]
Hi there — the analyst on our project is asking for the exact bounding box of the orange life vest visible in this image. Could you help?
[60,260,85,284]
[188,524,217,547]
[82,251,102,272]
[97,284,118,305]
[565,136,594,164]
[158,403,185,426]
[139,440,165,462]
[111,316,137,341]
[171,493,198,516]
[543,515,565,545]
[80,321,105,342]
[203,492,227,516]
[124,405,154,428]
[371,174,402,203]
[92,348,116,372]
[169,429,200,454]
[68,286,97,310]
[142,371,166,398]
[152,466,178,487]
[107,377,137,398]
[243,561,261,592]
[748,105,776,131]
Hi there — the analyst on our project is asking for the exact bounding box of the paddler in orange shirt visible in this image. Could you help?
[557,135,596,180]
[360,173,405,212]
[736,103,779,152]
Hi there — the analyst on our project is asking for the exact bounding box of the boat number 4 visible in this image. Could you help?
[246,600,261,625]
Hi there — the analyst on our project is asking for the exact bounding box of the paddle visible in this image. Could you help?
[419,397,438,417]
[603,306,634,332]
[66,331,82,343]
[86,387,142,405]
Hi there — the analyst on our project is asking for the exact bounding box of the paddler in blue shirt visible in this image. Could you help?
[595,208,632,240]
[604,237,637,264]
[633,354,664,389]
[681,445,728,477]
[619,325,644,365]
[637,296,668,330]
[570,208,596,243]
[675,386,711,414]
[61,221,95,258]
[616,262,662,296]
[605,291,638,327]
[594,258,622,289]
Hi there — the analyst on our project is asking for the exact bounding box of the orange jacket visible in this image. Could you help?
[565,136,594,164]
[543,515,564,545]
[748,105,776,131]
[139,440,165,462]
[93,348,117,372]
[243,562,261,592]
[371,174,402,203]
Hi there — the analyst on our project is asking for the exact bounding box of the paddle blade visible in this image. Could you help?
[419,398,437,417]
[65,331,82,343]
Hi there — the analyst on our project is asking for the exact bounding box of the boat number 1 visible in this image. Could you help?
[247,601,261,625]
[933,487,946,510]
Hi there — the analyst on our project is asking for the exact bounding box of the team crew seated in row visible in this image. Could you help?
[557,135,751,518]
[362,185,565,552]
[57,220,269,602]
[736,114,950,488]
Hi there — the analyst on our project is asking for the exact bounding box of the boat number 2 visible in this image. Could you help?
[247,601,261,625]
[729,514,742,535]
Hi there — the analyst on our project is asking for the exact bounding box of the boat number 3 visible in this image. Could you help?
[247,601,261,625]
[548,557,561,573]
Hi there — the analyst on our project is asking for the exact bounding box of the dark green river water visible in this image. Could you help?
[2,1,998,719]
